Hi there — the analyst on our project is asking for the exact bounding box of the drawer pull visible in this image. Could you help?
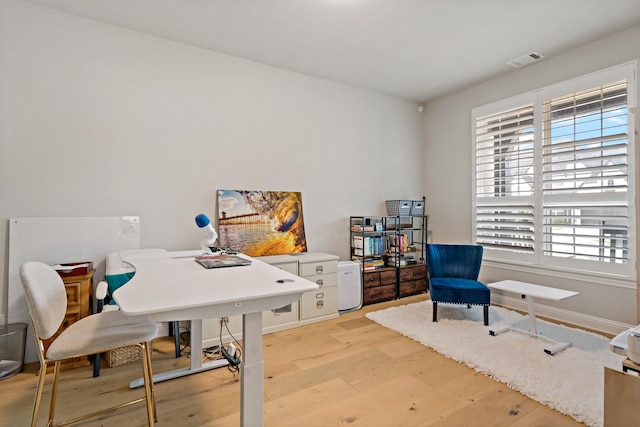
[316,265,324,273]
[316,279,323,286]
[316,293,324,299]
[316,300,324,309]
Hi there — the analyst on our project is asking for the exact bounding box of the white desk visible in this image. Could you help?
[488,280,579,355]
[113,250,318,427]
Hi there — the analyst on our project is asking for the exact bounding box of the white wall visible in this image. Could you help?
[423,25,640,332]
[0,0,425,322]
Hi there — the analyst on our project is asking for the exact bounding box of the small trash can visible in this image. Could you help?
[0,323,28,380]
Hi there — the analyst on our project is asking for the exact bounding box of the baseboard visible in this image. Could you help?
[298,313,340,327]
[491,294,633,336]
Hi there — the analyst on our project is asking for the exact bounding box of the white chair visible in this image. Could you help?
[20,261,158,427]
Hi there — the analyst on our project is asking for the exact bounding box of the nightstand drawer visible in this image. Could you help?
[65,281,82,306]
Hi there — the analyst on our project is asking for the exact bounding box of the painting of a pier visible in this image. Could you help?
[217,189,307,256]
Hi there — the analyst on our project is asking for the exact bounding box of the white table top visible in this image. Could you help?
[488,280,578,301]
[113,250,319,321]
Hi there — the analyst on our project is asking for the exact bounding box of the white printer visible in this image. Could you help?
[610,325,640,364]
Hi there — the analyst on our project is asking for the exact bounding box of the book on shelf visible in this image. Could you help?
[351,224,375,232]
[363,259,385,270]
[353,235,386,256]
[388,233,409,252]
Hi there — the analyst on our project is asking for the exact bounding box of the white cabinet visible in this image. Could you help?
[201,252,339,348]
[298,254,339,322]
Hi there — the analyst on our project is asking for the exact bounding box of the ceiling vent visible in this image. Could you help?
[507,52,545,68]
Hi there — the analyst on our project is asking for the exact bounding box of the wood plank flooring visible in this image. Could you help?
[0,295,584,426]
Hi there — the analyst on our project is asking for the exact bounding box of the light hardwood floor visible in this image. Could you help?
[1,295,584,426]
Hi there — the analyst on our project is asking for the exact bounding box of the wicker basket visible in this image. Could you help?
[106,342,152,368]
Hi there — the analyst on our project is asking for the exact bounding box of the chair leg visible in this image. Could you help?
[484,305,489,326]
[141,341,156,425]
[146,341,157,421]
[432,301,438,322]
[30,359,48,427]
[48,361,61,425]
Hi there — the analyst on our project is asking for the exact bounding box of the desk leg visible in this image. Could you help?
[190,319,203,370]
[241,311,264,427]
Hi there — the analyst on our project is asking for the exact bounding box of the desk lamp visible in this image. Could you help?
[195,214,218,254]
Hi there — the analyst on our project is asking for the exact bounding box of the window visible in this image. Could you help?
[473,62,636,278]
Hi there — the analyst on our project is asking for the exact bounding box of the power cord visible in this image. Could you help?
[219,317,242,374]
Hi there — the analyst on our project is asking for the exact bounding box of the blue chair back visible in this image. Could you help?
[427,244,483,280]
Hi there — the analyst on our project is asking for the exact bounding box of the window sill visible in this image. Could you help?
[482,257,636,290]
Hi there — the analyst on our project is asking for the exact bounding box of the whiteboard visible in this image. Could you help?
[8,216,140,363]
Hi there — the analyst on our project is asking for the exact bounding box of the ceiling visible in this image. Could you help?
[21,0,640,102]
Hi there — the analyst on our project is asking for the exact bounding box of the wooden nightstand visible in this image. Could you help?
[42,270,94,371]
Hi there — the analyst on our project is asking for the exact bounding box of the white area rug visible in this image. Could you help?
[366,301,625,427]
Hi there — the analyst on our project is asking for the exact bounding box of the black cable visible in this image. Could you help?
[219,318,241,374]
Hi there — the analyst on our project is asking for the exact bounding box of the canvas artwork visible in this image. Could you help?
[217,190,307,256]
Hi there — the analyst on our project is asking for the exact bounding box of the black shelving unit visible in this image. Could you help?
[350,200,428,305]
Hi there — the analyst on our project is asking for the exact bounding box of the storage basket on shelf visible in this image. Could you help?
[411,200,424,216]
[385,200,412,217]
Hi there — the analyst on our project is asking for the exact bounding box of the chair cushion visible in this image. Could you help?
[429,278,490,306]
[47,310,158,361]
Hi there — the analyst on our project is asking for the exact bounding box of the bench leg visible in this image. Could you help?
[432,301,438,322]
[484,305,489,326]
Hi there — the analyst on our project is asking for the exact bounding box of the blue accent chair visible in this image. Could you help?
[427,244,490,325]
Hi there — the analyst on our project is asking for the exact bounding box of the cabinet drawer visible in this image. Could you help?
[399,267,414,281]
[299,260,337,277]
[300,286,338,320]
[399,279,428,297]
[363,271,380,288]
[269,261,298,275]
[363,285,396,304]
[412,264,427,279]
[263,301,299,329]
[303,273,337,288]
[380,269,396,285]
[65,282,82,306]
